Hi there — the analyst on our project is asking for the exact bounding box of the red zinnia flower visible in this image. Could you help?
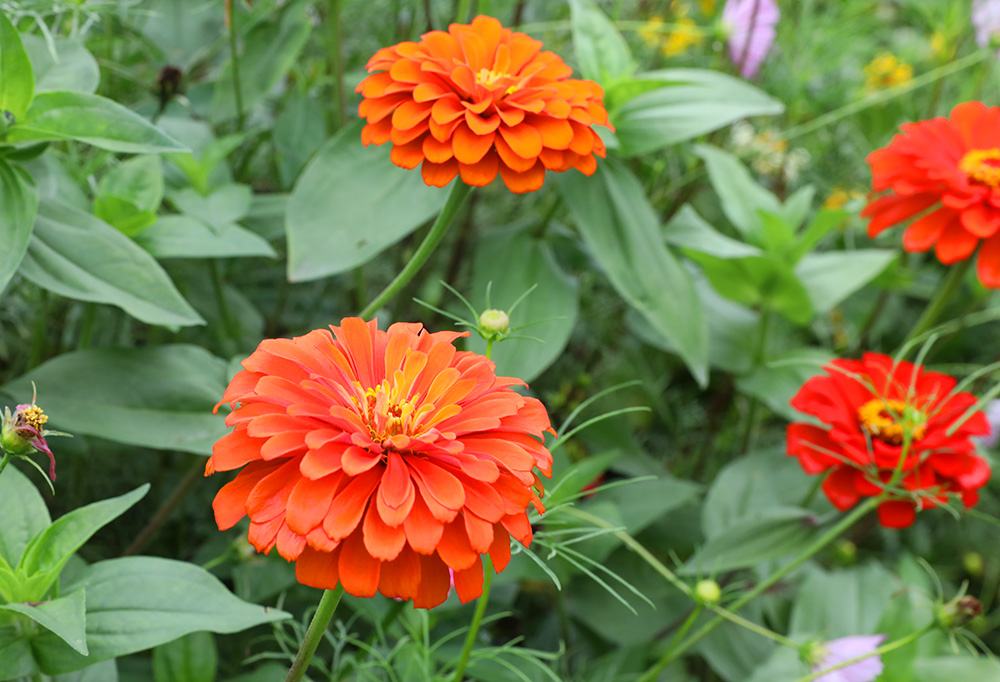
[206,318,554,608]
[862,101,1000,287]
[787,352,991,528]
[357,15,613,193]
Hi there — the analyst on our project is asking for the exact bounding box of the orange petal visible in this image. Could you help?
[211,427,264,472]
[342,446,382,475]
[246,457,301,522]
[322,467,382,540]
[458,150,500,187]
[285,472,343,535]
[423,135,453,163]
[363,500,407,560]
[453,123,495,165]
[421,159,460,187]
[499,161,546,194]
[463,511,495,553]
[488,524,511,572]
[531,115,574,150]
[978,233,1000,287]
[935,221,979,264]
[338,530,381,598]
[403,492,445,553]
[300,441,349,480]
[495,134,536,172]
[390,138,426,170]
[498,124,542,160]
[212,460,281,530]
[437,518,478,570]
[296,545,342,590]
[452,555,483,603]
[378,544,422,600]
[276,524,307,561]
[413,553,452,608]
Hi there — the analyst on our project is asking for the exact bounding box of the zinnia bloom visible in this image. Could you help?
[809,634,886,682]
[1,401,56,480]
[206,318,554,608]
[356,15,613,193]
[721,0,779,78]
[787,352,991,528]
[862,101,1000,288]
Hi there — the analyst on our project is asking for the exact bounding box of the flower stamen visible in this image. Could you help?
[960,148,1000,188]
[857,398,926,446]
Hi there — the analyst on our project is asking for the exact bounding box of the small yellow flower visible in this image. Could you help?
[863,52,913,91]
[669,0,691,17]
[930,31,954,61]
[662,17,703,57]
[698,0,716,15]
[824,187,865,210]
[639,16,665,48]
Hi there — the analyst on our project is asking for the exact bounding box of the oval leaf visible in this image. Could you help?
[22,36,99,94]
[135,215,276,259]
[0,465,51,568]
[0,159,38,294]
[569,0,633,84]
[0,10,34,121]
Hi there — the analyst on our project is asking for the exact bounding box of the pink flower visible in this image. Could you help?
[722,0,780,78]
[973,0,1000,54]
[811,634,886,682]
[1,402,56,480]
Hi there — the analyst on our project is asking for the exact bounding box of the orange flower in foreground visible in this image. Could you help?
[206,318,554,608]
[862,101,1000,287]
[357,15,613,193]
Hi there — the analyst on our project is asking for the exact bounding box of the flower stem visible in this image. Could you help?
[637,497,879,678]
[642,606,702,682]
[359,182,473,320]
[739,307,772,454]
[284,585,345,682]
[225,0,246,129]
[456,0,472,22]
[0,451,12,480]
[451,556,493,682]
[790,624,934,682]
[327,0,346,132]
[904,258,973,346]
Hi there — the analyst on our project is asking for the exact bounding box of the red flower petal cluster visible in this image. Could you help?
[357,15,613,193]
[206,318,554,608]
[862,101,1000,287]
[787,352,991,528]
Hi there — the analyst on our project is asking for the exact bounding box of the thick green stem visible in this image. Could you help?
[904,258,972,346]
[359,182,473,320]
[284,586,345,682]
[0,451,12,480]
[451,557,493,682]
[226,0,246,129]
[638,498,880,679]
[791,624,934,682]
[643,606,702,682]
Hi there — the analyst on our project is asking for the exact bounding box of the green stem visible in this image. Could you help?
[638,498,880,678]
[707,604,800,649]
[904,258,972,346]
[451,556,493,682]
[0,451,12,480]
[780,49,991,141]
[739,308,772,454]
[122,458,205,556]
[643,606,702,682]
[456,0,472,22]
[328,0,346,132]
[210,260,235,351]
[78,303,96,350]
[284,586,345,682]
[791,624,934,682]
[359,182,473,320]
[226,0,246,129]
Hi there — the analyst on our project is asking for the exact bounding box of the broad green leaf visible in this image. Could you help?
[153,632,217,682]
[0,158,37,294]
[139,0,225,70]
[8,91,186,153]
[94,156,164,236]
[0,465,51,569]
[466,225,579,383]
[914,657,1000,681]
[22,36,99,94]
[54,659,118,682]
[243,193,286,241]
[736,348,833,420]
[569,0,633,84]
[1,589,87,654]
[169,184,251,231]
[780,185,817,232]
[33,557,290,675]
[1,345,229,455]
[211,6,310,121]
[691,251,813,325]
[557,159,708,384]
[789,564,896,639]
[683,507,818,575]
[746,648,805,682]
[664,205,762,259]
[0,10,34,121]
[614,69,783,156]
[697,600,776,682]
[219,663,289,682]
[787,207,850,263]
[19,200,204,327]
[757,213,797,254]
[135,215,276,259]
[0,627,34,679]
[694,145,782,243]
[795,250,897,313]
[18,486,149,598]
[274,89,325,188]
[286,120,448,281]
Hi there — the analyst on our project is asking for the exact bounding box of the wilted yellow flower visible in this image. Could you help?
[863,52,913,91]
[639,16,665,47]
[662,17,703,57]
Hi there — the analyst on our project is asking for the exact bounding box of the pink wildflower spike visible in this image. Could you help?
[973,0,1000,55]
[722,0,780,78]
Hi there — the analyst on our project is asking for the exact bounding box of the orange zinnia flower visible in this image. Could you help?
[206,318,554,608]
[862,101,1000,287]
[356,15,613,193]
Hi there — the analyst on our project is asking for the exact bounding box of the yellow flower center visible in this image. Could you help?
[475,68,519,94]
[959,148,1000,188]
[18,405,47,433]
[857,398,926,446]
[354,382,433,443]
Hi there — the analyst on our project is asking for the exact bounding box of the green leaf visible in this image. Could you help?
[1,589,88,654]
[273,88,325,188]
[8,91,186,153]
[169,184,251,232]
[286,120,448,281]
[691,252,813,325]
[1,345,229,455]
[736,348,834,420]
[787,207,849,263]
[94,156,165,236]
[466,225,579,383]
[694,145,782,243]
[22,36,99,94]
[33,557,290,675]
[0,10,34,122]
[54,659,118,682]
[664,205,762,259]
[18,486,149,599]
[0,627,35,680]
[135,215,276,259]
[569,0,633,84]
[683,507,818,575]
[788,564,896,639]
[153,632,218,682]
[697,600,777,682]
[0,465,51,569]
[19,200,204,327]
[614,69,784,156]
[795,250,897,313]
[0,158,38,294]
[914,657,1000,681]
[557,159,708,385]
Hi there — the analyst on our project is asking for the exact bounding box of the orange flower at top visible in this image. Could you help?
[357,15,613,193]
[862,101,1000,287]
[206,318,554,608]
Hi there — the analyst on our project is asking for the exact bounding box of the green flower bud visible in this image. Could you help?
[937,595,982,630]
[963,552,984,577]
[478,309,510,338]
[694,579,722,605]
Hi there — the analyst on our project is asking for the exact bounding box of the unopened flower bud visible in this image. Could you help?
[937,595,982,629]
[478,309,510,338]
[695,579,722,605]
[963,552,984,577]
[832,539,857,565]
